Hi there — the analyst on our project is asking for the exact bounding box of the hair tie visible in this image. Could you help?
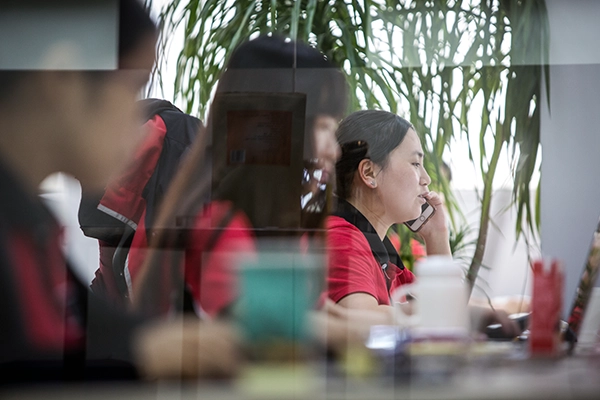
[337,140,369,172]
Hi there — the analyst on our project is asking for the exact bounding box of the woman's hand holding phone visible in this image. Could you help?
[404,202,436,232]
[411,191,451,256]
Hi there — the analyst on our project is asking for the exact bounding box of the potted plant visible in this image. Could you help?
[147,0,548,294]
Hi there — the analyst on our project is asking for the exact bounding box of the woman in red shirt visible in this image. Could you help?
[132,35,349,318]
[326,110,451,321]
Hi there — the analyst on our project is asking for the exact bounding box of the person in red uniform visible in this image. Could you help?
[0,0,243,383]
[0,0,160,382]
[325,110,453,321]
[326,111,521,337]
[130,35,349,318]
[78,99,202,304]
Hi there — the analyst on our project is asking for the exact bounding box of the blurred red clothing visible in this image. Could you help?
[127,201,255,317]
[387,230,427,262]
[325,215,415,306]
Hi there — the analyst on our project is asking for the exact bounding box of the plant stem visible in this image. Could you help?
[467,122,506,297]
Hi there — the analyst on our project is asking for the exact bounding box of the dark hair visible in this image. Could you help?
[216,35,348,159]
[0,72,26,103]
[118,0,157,68]
[224,35,347,117]
[335,110,414,200]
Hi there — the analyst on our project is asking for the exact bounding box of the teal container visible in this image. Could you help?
[237,251,323,344]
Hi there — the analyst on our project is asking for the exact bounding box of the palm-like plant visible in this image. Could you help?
[147,0,548,294]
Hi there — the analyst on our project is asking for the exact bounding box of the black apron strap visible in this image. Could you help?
[332,199,404,293]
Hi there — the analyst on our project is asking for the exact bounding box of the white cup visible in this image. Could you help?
[391,255,470,337]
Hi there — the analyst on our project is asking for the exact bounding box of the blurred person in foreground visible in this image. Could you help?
[0,0,237,383]
[129,35,349,318]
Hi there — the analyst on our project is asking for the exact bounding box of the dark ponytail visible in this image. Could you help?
[336,140,369,200]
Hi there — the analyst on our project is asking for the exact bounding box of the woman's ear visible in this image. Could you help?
[357,158,378,188]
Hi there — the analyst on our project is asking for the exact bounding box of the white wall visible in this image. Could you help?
[454,189,536,302]
[541,0,600,316]
[40,174,99,285]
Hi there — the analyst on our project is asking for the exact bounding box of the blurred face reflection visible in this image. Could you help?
[300,114,341,212]
[301,114,340,213]
[311,114,340,183]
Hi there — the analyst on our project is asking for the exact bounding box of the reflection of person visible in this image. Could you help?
[0,0,159,381]
[210,35,348,232]
[131,35,349,318]
[326,110,451,320]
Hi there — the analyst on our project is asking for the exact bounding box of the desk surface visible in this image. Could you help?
[2,355,600,400]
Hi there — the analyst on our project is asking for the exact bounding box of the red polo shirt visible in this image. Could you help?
[325,202,415,305]
[126,201,255,317]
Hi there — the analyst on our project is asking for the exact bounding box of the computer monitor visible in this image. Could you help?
[566,218,600,340]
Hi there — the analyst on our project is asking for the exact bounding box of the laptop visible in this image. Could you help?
[485,217,600,349]
[565,217,600,350]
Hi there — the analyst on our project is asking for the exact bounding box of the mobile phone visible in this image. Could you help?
[404,202,436,232]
